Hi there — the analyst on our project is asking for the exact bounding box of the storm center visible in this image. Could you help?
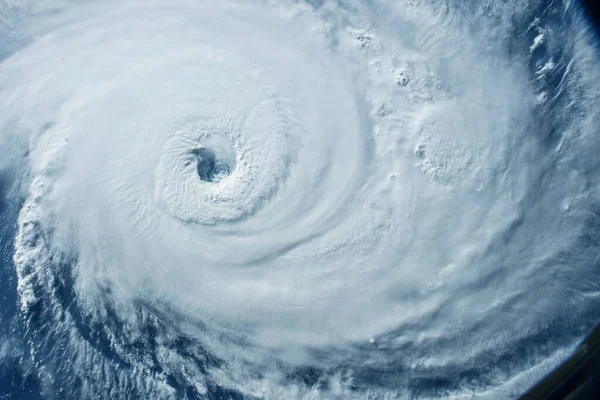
[191,147,231,183]
[189,136,236,184]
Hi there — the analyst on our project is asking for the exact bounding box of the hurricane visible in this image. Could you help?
[0,0,599,399]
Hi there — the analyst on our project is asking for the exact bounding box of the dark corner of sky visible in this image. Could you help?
[582,0,600,37]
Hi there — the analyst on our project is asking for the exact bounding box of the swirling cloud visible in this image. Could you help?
[1,0,600,398]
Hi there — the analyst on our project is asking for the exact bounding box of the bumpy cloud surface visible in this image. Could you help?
[1,0,600,398]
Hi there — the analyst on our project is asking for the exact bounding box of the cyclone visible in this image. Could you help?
[0,0,600,399]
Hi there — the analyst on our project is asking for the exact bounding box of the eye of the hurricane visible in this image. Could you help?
[191,147,230,183]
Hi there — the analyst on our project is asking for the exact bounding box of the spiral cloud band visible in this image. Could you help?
[1,0,600,398]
